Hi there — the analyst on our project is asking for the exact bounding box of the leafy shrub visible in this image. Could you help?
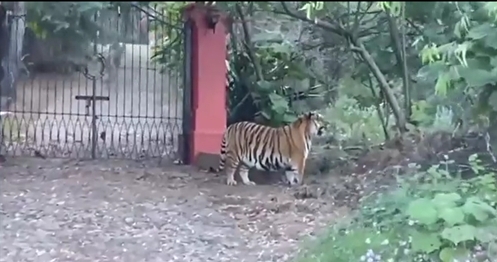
[412,103,459,134]
[297,154,497,262]
[322,95,391,147]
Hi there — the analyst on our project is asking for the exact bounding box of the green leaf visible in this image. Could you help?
[260,109,271,121]
[488,242,497,260]
[489,56,497,68]
[438,207,465,226]
[269,43,293,54]
[448,65,463,80]
[432,193,461,208]
[54,21,70,32]
[440,225,476,245]
[434,72,450,96]
[299,3,312,18]
[459,68,497,87]
[410,231,442,253]
[454,42,472,67]
[467,22,494,40]
[252,32,282,43]
[420,43,441,64]
[282,113,298,123]
[256,80,273,91]
[488,91,497,112]
[268,93,289,115]
[439,247,471,262]
[468,153,479,163]
[406,198,438,225]
[475,225,497,243]
[482,26,497,49]
[462,196,496,222]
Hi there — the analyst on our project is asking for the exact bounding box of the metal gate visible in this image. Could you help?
[0,4,188,160]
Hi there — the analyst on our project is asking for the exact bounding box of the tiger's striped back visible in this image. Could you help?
[214,112,325,186]
[217,121,298,172]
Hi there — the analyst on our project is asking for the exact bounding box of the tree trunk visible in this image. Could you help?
[0,4,9,110]
[0,1,25,111]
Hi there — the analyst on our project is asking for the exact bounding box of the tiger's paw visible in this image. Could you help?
[243,181,256,186]
[227,179,237,186]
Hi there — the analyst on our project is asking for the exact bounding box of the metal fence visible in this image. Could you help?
[0,4,188,160]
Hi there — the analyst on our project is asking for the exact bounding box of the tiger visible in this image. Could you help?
[212,111,326,186]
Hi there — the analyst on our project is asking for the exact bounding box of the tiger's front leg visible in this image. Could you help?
[239,165,256,185]
[297,156,306,185]
[285,157,306,186]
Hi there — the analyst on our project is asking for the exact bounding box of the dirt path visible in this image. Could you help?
[0,158,347,262]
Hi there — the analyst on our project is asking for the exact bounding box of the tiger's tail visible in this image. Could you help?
[210,132,227,173]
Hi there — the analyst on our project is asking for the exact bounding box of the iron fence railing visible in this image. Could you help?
[0,5,188,160]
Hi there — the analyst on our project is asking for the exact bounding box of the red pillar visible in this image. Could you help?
[184,4,228,165]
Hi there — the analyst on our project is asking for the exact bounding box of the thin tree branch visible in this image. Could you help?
[279,2,348,37]
[235,3,264,82]
[350,40,406,132]
[129,2,182,30]
[386,8,412,122]
[363,75,390,140]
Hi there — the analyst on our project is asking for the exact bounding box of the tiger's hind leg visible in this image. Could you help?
[225,160,238,186]
[239,165,256,185]
[226,167,237,186]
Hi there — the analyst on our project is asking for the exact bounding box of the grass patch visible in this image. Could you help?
[296,154,497,262]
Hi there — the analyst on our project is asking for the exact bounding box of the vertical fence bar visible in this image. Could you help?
[0,5,8,155]
[182,18,192,164]
[91,11,99,159]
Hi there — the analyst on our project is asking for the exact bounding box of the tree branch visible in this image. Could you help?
[386,8,411,122]
[129,2,182,30]
[386,14,403,74]
[400,5,411,121]
[228,3,265,123]
[273,3,380,40]
[350,41,406,132]
[235,3,264,82]
[273,1,406,132]
[352,1,362,35]
[363,75,390,140]
[279,2,349,37]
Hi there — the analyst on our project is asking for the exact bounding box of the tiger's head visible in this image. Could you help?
[300,111,327,137]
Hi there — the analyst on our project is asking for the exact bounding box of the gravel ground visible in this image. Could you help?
[0,158,347,262]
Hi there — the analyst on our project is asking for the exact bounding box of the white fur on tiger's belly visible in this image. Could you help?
[244,157,291,172]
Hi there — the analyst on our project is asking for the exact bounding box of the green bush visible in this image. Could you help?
[297,154,497,262]
[322,96,390,147]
